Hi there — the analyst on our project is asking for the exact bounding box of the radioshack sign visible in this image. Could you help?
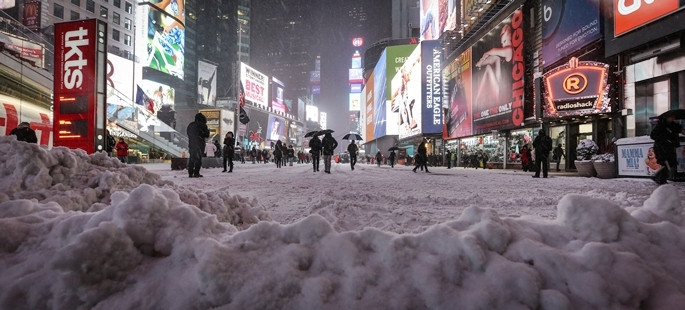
[614,0,679,36]
[543,57,610,118]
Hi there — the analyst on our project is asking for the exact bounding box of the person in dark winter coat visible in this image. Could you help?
[309,135,322,172]
[347,141,359,170]
[273,140,284,168]
[532,129,552,178]
[187,113,210,178]
[321,133,338,174]
[650,114,685,184]
[375,151,383,167]
[552,144,565,171]
[9,122,37,144]
[105,129,115,156]
[213,140,222,158]
[222,131,235,172]
[388,150,396,168]
[413,138,430,173]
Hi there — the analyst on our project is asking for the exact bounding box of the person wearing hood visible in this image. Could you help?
[187,113,210,178]
[650,113,685,184]
[321,132,338,174]
[309,135,322,172]
[222,131,235,172]
[532,129,553,178]
[10,122,37,144]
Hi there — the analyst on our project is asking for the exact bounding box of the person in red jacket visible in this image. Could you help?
[115,138,129,163]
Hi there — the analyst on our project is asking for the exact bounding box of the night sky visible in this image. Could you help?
[251,0,392,136]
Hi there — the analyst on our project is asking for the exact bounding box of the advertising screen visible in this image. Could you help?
[542,0,601,68]
[349,93,361,111]
[443,49,473,139]
[139,1,185,79]
[23,0,40,31]
[243,109,268,148]
[391,43,423,140]
[267,114,285,141]
[0,94,52,146]
[271,77,286,113]
[53,19,107,153]
[350,83,363,93]
[373,52,387,139]
[297,98,305,121]
[420,0,460,40]
[312,85,321,95]
[0,31,45,68]
[349,68,363,83]
[106,53,138,102]
[470,9,524,134]
[198,60,217,105]
[240,63,269,108]
[140,80,174,113]
[385,45,417,137]
[352,54,362,69]
[310,71,320,84]
[364,73,374,141]
[306,105,319,122]
[319,112,327,130]
[420,40,443,135]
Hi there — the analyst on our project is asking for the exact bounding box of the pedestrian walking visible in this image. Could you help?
[388,150,396,168]
[375,151,382,167]
[115,137,129,163]
[347,141,359,170]
[222,131,235,172]
[446,149,452,169]
[321,132,338,174]
[552,144,565,171]
[650,113,685,184]
[273,140,284,168]
[412,138,430,173]
[310,135,322,172]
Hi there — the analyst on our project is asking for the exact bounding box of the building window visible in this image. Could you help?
[113,12,120,25]
[53,4,64,19]
[70,11,80,20]
[125,2,132,14]
[124,18,132,30]
[124,34,131,46]
[112,29,120,41]
[71,0,81,6]
[100,6,108,19]
[86,0,95,12]
[114,0,121,8]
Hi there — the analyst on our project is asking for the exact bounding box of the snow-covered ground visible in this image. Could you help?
[2,136,685,309]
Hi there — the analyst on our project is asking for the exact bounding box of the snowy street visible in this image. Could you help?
[2,138,685,309]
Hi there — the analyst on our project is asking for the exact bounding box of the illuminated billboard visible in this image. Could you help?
[364,74,374,142]
[543,58,611,118]
[23,0,40,31]
[443,49,473,139]
[306,105,319,122]
[319,112,327,129]
[138,1,186,79]
[420,0,460,40]
[0,31,45,68]
[470,9,524,134]
[140,80,175,113]
[271,77,286,113]
[350,83,363,93]
[614,0,679,36]
[391,40,442,140]
[352,51,362,68]
[267,114,285,141]
[373,51,387,139]
[349,93,361,111]
[1,94,53,147]
[542,0,601,67]
[198,60,217,105]
[349,68,363,83]
[53,19,108,154]
[240,63,269,108]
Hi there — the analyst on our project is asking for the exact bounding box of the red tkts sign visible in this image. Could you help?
[614,0,679,36]
[53,19,107,154]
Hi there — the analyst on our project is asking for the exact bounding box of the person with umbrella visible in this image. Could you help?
[309,134,322,172]
[321,131,338,174]
[650,111,685,184]
[347,140,359,170]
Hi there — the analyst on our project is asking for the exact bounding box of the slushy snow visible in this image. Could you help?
[1,136,684,309]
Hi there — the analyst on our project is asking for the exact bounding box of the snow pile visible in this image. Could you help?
[1,136,685,309]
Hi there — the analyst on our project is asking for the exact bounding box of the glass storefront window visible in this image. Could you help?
[508,128,533,163]
[460,134,505,167]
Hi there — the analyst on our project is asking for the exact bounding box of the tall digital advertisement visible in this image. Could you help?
[443,49,472,139]
[470,9,524,134]
[53,19,107,154]
[198,60,217,105]
[542,0,601,68]
[140,1,185,79]
[419,0,460,41]
[271,77,286,113]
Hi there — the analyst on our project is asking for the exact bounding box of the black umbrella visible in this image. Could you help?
[318,129,334,135]
[342,133,363,140]
[304,131,320,138]
[388,146,399,151]
[659,109,685,120]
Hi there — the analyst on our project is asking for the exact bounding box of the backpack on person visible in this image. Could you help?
[542,135,553,153]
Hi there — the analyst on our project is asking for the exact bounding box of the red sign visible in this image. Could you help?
[352,37,364,47]
[543,57,610,118]
[23,1,41,32]
[614,0,679,36]
[53,19,107,154]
